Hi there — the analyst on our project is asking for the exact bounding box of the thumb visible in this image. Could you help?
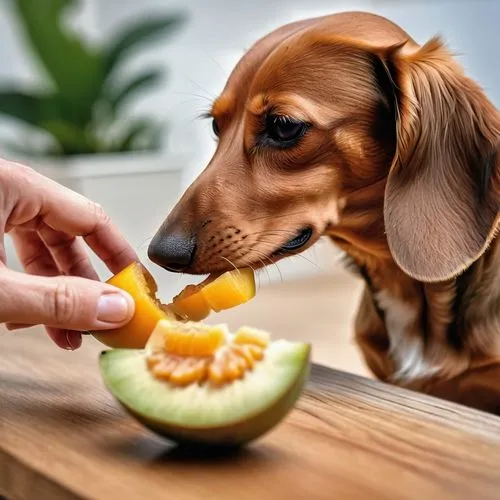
[0,269,135,331]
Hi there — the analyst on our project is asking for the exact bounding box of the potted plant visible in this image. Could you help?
[0,0,187,186]
[0,0,188,274]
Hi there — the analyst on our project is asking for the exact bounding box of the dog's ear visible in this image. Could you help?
[379,38,499,282]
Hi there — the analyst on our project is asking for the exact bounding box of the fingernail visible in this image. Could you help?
[97,292,132,323]
[65,331,82,351]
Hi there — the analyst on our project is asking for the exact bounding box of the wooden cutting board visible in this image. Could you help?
[1,328,500,500]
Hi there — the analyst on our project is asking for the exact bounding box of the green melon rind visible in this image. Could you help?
[99,340,310,446]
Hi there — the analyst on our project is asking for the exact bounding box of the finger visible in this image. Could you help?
[10,227,119,349]
[5,322,86,345]
[0,269,135,332]
[4,322,81,351]
[45,327,82,351]
[9,229,88,347]
[10,229,62,277]
[42,187,137,274]
[82,216,137,274]
[4,165,138,274]
[4,322,81,350]
[4,321,81,350]
[5,322,34,330]
[12,224,100,281]
[37,223,99,280]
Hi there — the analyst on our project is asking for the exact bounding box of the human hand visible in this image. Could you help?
[0,160,137,350]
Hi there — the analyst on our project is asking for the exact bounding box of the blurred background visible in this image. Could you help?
[0,0,498,375]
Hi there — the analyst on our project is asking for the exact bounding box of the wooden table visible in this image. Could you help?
[2,328,500,500]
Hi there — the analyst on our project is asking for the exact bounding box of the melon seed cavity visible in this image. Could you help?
[146,322,270,387]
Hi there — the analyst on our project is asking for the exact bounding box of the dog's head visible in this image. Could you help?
[149,12,499,282]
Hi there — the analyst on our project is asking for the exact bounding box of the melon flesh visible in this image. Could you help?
[92,262,175,348]
[170,267,256,321]
[99,339,310,446]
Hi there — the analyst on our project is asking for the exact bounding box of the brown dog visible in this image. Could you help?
[148,11,500,414]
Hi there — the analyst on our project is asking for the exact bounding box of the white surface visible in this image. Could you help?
[28,152,189,180]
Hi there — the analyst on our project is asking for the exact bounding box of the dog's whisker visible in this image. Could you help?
[253,254,273,287]
[220,255,239,273]
[221,253,265,291]
[173,91,214,103]
[175,99,212,111]
[186,77,218,101]
[255,239,322,270]
[243,247,284,285]
[205,53,230,80]
[189,115,215,126]
[135,235,155,253]
[242,259,259,288]
[291,253,322,270]
[195,109,213,121]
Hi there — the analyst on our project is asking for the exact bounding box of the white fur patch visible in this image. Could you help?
[374,290,439,382]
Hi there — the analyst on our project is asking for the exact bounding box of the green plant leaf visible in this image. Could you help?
[104,13,186,76]
[2,1,181,158]
[115,120,152,151]
[0,89,62,127]
[106,69,165,112]
[138,122,165,151]
[41,120,97,156]
[10,0,105,125]
[113,119,165,152]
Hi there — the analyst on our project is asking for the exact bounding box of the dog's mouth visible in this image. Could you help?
[274,227,313,255]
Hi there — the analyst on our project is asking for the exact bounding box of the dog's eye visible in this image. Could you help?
[264,114,308,145]
[211,118,220,137]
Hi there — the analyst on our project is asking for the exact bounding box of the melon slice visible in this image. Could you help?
[91,262,256,348]
[99,319,310,446]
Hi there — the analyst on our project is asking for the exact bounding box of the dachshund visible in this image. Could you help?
[148,11,500,414]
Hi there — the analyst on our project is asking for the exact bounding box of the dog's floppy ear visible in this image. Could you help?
[380,38,499,282]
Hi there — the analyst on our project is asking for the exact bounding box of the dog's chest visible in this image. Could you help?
[374,290,439,381]
[374,290,416,340]
[341,252,440,381]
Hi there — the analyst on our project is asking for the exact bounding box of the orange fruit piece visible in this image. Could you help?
[91,262,175,349]
[162,321,228,357]
[201,268,256,311]
[170,268,256,320]
[169,284,212,321]
[234,326,270,348]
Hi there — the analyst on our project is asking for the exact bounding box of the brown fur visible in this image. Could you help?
[151,12,500,414]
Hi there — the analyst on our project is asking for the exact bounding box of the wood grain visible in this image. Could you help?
[1,328,500,500]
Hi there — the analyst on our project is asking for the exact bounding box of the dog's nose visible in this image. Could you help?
[147,231,196,272]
